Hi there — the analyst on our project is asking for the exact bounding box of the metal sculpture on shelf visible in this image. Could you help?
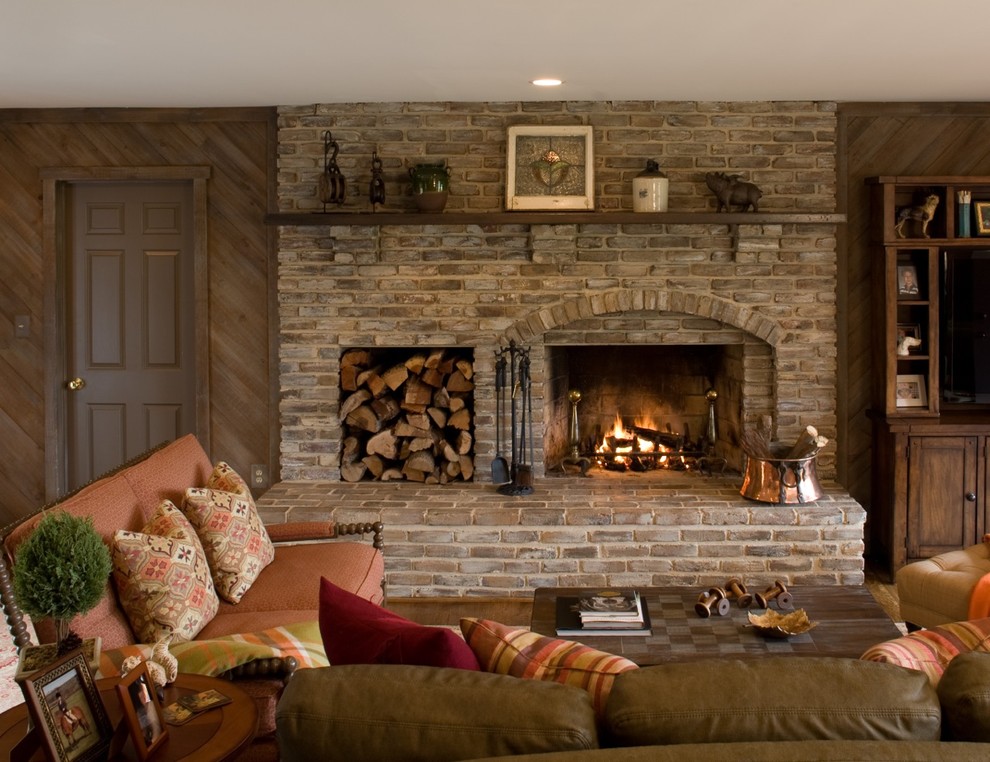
[317,130,346,210]
[704,171,762,213]
[495,341,534,495]
[369,151,386,209]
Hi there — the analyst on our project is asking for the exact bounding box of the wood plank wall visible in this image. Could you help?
[0,108,277,528]
[837,103,990,531]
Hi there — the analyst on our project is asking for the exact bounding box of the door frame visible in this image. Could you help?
[41,166,211,499]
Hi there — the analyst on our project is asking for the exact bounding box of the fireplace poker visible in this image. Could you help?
[492,354,510,484]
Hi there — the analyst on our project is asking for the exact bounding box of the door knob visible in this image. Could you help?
[965,492,977,502]
[67,377,86,391]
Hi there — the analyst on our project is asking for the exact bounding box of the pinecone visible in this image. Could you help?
[56,629,83,657]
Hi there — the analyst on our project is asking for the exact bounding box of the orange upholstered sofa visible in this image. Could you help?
[0,434,385,760]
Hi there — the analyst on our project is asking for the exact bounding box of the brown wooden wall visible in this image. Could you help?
[0,108,277,528]
[837,103,990,520]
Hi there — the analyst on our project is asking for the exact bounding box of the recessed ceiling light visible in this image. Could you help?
[531,78,563,87]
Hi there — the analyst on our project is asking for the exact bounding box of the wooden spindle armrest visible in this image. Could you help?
[267,520,384,550]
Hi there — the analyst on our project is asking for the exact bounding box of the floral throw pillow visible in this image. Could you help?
[182,486,275,603]
[111,500,219,644]
[207,461,254,502]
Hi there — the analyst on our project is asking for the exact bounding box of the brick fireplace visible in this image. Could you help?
[259,100,865,595]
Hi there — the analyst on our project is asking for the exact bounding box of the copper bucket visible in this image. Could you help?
[740,445,823,504]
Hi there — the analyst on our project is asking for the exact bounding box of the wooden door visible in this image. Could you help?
[907,435,979,560]
[65,182,197,489]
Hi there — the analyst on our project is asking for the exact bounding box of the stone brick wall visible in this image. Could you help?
[268,101,861,594]
[274,101,839,482]
[277,101,836,214]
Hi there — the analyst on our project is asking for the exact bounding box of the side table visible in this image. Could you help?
[0,673,257,762]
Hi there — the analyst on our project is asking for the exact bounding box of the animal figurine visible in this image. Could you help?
[704,172,763,212]
[897,335,922,356]
[120,635,177,689]
[894,194,939,238]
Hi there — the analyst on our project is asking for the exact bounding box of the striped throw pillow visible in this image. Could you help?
[460,617,637,716]
[861,617,990,686]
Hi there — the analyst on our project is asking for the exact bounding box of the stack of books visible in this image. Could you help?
[555,590,651,636]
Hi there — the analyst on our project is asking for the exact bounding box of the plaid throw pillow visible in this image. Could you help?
[460,617,637,717]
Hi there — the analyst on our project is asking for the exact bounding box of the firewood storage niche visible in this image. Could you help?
[339,347,475,483]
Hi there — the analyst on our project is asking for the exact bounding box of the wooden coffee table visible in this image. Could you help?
[531,586,903,665]
[0,673,257,761]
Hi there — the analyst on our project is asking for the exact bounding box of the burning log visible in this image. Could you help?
[630,426,684,451]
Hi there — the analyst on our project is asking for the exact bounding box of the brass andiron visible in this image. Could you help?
[560,389,591,476]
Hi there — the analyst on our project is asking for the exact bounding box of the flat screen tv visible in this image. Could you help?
[941,250,990,404]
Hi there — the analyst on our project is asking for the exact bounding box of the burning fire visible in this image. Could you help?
[596,414,672,466]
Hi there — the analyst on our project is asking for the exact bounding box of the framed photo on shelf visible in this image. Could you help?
[975,202,990,235]
[896,264,921,298]
[20,648,113,762]
[116,661,168,761]
[896,374,928,408]
[506,125,594,211]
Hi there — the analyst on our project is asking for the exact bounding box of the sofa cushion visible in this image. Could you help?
[111,501,219,643]
[459,617,637,718]
[466,741,990,762]
[605,657,940,746]
[121,433,214,517]
[182,486,275,603]
[860,617,990,686]
[276,664,598,762]
[937,651,990,742]
[318,578,479,669]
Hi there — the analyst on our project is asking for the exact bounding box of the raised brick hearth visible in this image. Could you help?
[256,473,865,597]
[268,100,862,594]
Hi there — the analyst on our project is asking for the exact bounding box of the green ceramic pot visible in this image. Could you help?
[409,163,449,211]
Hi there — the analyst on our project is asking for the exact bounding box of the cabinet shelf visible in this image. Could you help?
[869,175,990,577]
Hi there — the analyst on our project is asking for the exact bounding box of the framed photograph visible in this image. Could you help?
[896,374,928,408]
[896,323,922,355]
[21,648,113,762]
[506,125,594,211]
[975,201,990,235]
[896,264,920,299]
[115,662,168,760]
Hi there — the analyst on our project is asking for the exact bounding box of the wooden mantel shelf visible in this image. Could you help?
[265,211,846,227]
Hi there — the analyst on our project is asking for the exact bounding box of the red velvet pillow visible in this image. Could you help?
[318,578,480,670]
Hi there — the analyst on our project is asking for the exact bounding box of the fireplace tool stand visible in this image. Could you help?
[496,341,534,496]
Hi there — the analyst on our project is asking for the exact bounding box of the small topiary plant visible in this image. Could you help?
[13,511,112,652]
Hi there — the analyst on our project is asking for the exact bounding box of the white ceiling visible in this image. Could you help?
[3,0,988,109]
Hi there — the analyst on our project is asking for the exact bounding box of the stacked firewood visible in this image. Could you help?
[339,348,474,483]
[740,423,829,461]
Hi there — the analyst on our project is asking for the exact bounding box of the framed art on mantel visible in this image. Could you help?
[506,125,594,211]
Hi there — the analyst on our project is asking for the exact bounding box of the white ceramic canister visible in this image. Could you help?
[632,159,669,212]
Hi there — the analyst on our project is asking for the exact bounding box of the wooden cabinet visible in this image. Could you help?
[868,176,990,576]
[872,421,989,575]
[906,434,980,560]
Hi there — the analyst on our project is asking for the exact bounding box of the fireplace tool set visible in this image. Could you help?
[494,341,534,495]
